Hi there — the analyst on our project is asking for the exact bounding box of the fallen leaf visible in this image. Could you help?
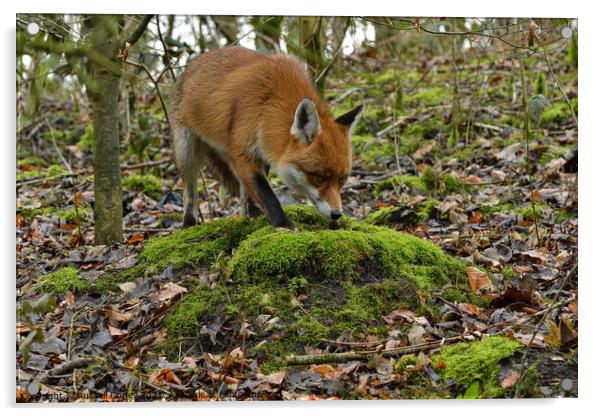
[457,303,484,316]
[149,368,181,385]
[384,308,417,325]
[118,281,137,294]
[312,364,336,378]
[155,282,188,303]
[466,266,496,293]
[465,175,485,185]
[258,370,287,385]
[501,370,519,388]
[127,234,145,245]
[108,324,128,337]
[412,143,434,159]
[16,213,26,227]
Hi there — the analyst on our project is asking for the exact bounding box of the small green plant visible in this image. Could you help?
[288,277,309,295]
[533,72,547,97]
[17,294,57,364]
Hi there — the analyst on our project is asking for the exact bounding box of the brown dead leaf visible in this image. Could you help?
[182,356,197,369]
[155,282,188,303]
[105,308,134,326]
[521,250,547,264]
[464,175,485,185]
[457,302,484,316]
[127,233,145,245]
[384,307,417,325]
[149,368,181,385]
[73,191,84,205]
[16,213,26,227]
[108,324,128,337]
[473,251,502,272]
[501,370,519,388]
[16,322,30,334]
[466,266,496,293]
[434,357,446,370]
[412,143,434,159]
[312,364,336,379]
[258,370,287,385]
[208,372,240,384]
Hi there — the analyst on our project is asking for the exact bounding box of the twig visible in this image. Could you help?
[124,59,171,132]
[541,38,578,126]
[125,15,154,46]
[376,117,409,137]
[17,159,172,187]
[155,15,177,82]
[44,118,72,174]
[514,265,576,398]
[315,17,351,85]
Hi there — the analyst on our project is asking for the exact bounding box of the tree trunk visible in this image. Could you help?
[85,15,124,245]
[298,16,325,94]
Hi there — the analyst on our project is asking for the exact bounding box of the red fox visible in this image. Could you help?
[170,47,363,229]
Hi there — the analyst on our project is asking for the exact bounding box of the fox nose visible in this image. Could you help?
[330,210,342,220]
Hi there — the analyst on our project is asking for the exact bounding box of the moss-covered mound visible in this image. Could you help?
[144,205,469,371]
[434,336,524,398]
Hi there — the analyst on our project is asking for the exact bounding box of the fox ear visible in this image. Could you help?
[291,98,321,146]
[335,104,364,138]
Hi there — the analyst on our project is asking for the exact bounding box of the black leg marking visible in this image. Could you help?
[253,174,293,228]
[245,197,262,219]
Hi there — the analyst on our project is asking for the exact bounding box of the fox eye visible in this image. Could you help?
[314,174,328,185]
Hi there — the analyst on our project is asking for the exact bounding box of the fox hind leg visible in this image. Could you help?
[174,126,201,228]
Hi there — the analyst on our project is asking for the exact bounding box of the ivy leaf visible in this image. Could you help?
[528,94,551,123]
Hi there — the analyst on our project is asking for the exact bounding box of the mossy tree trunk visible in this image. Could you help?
[84,15,124,245]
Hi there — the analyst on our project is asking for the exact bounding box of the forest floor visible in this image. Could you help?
[16,46,577,401]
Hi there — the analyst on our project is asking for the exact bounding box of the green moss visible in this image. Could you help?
[16,164,68,181]
[513,201,548,220]
[406,87,451,106]
[478,202,513,216]
[435,336,523,398]
[406,119,441,139]
[421,166,437,192]
[501,266,514,279]
[394,355,419,374]
[442,174,464,194]
[441,287,491,308]
[539,144,568,166]
[18,156,48,168]
[139,215,267,275]
[35,267,87,294]
[352,134,394,165]
[123,174,164,200]
[540,102,573,125]
[567,34,578,68]
[160,205,467,365]
[77,123,94,150]
[375,175,428,194]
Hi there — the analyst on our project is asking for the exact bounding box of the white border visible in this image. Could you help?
[3,1,599,415]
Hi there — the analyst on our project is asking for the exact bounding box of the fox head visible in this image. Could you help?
[276,98,364,220]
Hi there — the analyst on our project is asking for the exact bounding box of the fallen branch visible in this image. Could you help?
[283,338,459,366]
[37,356,99,384]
